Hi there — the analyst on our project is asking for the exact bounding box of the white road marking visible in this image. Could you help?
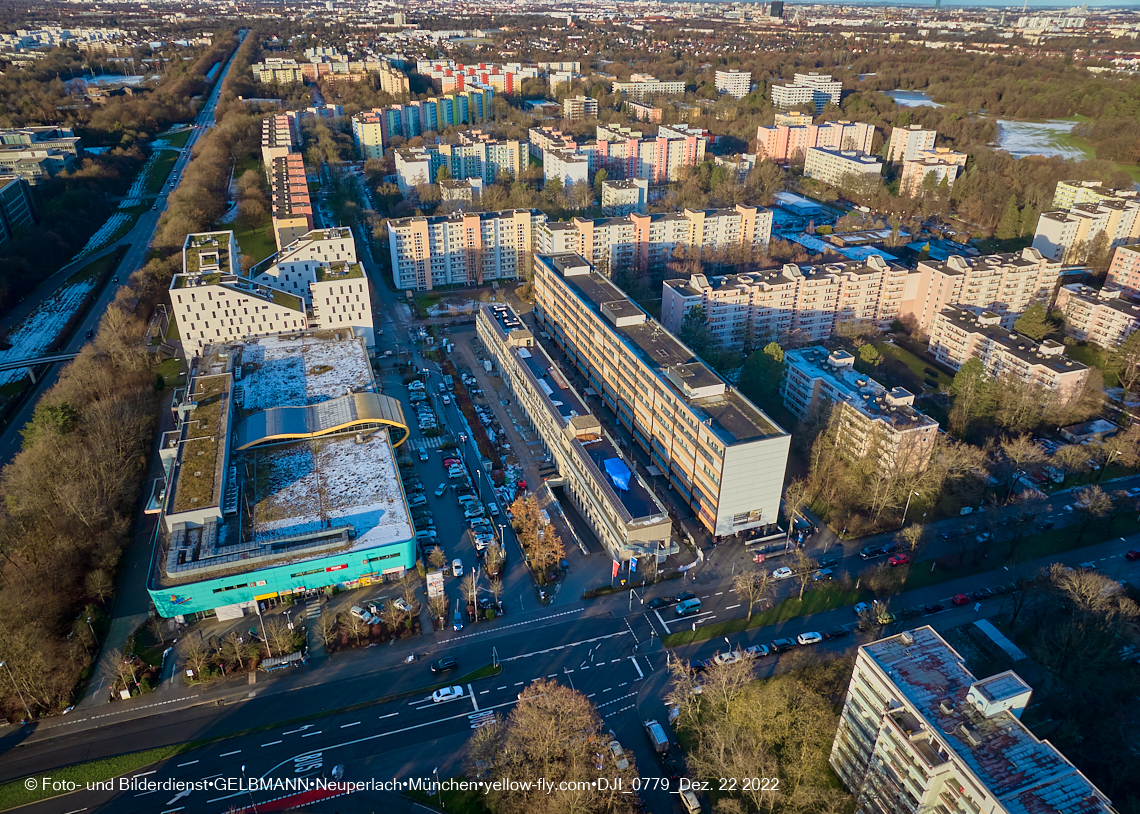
[630,656,645,678]
[302,731,320,737]
[499,630,629,662]
[611,658,621,663]
[63,809,88,814]
[282,725,314,735]
[378,712,398,720]
[479,690,489,694]
[177,760,199,767]
[220,750,241,757]
[725,604,741,610]
[132,770,158,778]
[262,740,283,746]
[715,591,724,596]
[469,684,479,711]
[497,686,506,690]
[603,687,613,692]
[548,674,557,678]
[340,722,361,729]
[514,682,524,686]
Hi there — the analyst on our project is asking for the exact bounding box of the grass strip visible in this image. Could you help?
[406,778,490,813]
[144,151,179,195]
[0,663,504,810]
[162,128,193,148]
[0,745,193,811]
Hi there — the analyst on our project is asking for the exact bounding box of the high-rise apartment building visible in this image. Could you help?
[832,626,1115,814]
[416,60,538,95]
[770,72,842,111]
[350,89,495,157]
[899,148,968,198]
[783,347,938,474]
[627,101,663,123]
[393,135,526,192]
[900,248,1062,332]
[532,253,791,539]
[478,304,674,563]
[714,69,752,99]
[756,121,876,162]
[1106,243,1140,299]
[662,257,908,349]
[886,125,937,162]
[562,95,598,120]
[774,111,813,127]
[537,124,708,186]
[1051,179,1133,210]
[386,209,545,290]
[1032,197,1140,263]
[611,76,686,100]
[540,206,773,278]
[268,153,314,252]
[803,148,883,187]
[928,307,1089,400]
[1054,283,1140,348]
[252,58,306,84]
[601,179,649,216]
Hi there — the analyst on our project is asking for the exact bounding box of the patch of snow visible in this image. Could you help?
[71,212,130,262]
[994,119,1086,160]
[0,278,97,386]
[240,334,373,410]
[119,152,158,207]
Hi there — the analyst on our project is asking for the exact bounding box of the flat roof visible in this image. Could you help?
[539,253,786,446]
[154,334,412,588]
[1061,283,1140,320]
[937,306,1089,375]
[485,305,664,523]
[863,627,1115,814]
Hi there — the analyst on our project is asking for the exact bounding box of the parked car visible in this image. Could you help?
[951,594,970,606]
[972,588,994,600]
[924,603,944,614]
[817,556,839,569]
[771,566,794,580]
[675,598,702,617]
[939,532,955,541]
[1126,549,1140,561]
[487,502,500,516]
[823,627,851,641]
[796,631,823,646]
[859,546,883,560]
[769,637,798,652]
[853,602,872,616]
[607,739,630,771]
[888,553,911,567]
[408,494,428,508]
[431,657,458,674]
[432,686,464,703]
[743,644,770,658]
[812,568,834,582]
[713,651,742,666]
[675,591,696,603]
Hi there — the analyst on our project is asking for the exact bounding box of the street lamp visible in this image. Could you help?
[902,491,920,526]
[241,765,258,813]
[254,601,273,659]
[0,661,32,722]
[1098,449,1121,483]
[87,617,99,647]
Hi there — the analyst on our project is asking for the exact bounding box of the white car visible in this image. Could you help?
[432,686,464,703]
[607,740,630,771]
[796,631,823,646]
[771,566,794,580]
[712,651,742,666]
[452,559,464,577]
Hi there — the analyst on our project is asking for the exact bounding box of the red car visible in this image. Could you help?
[1126,549,1140,561]
[443,458,460,467]
[951,594,970,606]
[888,553,911,567]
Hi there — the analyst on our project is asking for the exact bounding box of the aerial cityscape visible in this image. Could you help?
[0,1,1139,813]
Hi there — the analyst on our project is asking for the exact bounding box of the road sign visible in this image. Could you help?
[973,602,981,612]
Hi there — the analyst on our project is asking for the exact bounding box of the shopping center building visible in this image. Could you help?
[146,332,412,620]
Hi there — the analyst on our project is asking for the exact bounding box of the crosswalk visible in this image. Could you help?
[301,603,323,621]
[406,434,457,451]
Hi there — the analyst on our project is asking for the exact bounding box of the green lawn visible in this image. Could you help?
[230,221,277,265]
[144,151,179,195]
[154,358,185,390]
[1063,342,1118,388]
[161,128,193,148]
[67,245,128,285]
[872,338,954,393]
[406,777,491,814]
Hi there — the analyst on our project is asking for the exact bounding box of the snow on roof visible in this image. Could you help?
[238,333,374,412]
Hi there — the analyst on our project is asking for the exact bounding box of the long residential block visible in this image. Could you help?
[756,120,875,163]
[533,253,790,539]
[1054,283,1140,348]
[803,148,883,187]
[832,627,1116,814]
[770,72,841,111]
[350,89,494,157]
[394,136,526,191]
[899,148,967,198]
[1032,197,1140,263]
[782,347,938,474]
[478,304,675,563]
[386,209,545,291]
[928,306,1089,400]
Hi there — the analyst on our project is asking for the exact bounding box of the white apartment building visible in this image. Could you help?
[611,76,686,100]
[540,206,773,278]
[1032,197,1140,263]
[714,69,752,99]
[803,148,883,187]
[562,95,598,120]
[1054,283,1140,348]
[601,178,648,216]
[543,148,590,188]
[832,627,1115,814]
[478,304,674,563]
[770,72,842,111]
[928,306,1089,401]
[886,125,937,162]
[1051,179,1135,210]
[899,248,1061,332]
[393,137,525,192]
[253,58,305,83]
[386,209,545,290]
[782,347,938,474]
[172,232,307,356]
[533,253,791,539]
[661,256,908,349]
[1106,243,1140,299]
[899,148,967,198]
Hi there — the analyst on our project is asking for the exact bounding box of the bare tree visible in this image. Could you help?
[383,598,409,634]
[428,593,448,629]
[263,618,295,657]
[1074,485,1113,543]
[181,640,212,680]
[315,612,338,650]
[896,523,924,558]
[343,612,368,643]
[782,478,809,544]
[789,549,818,600]
[732,568,774,621]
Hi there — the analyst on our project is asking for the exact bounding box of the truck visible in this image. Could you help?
[643,719,670,753]
[443,374,455,392]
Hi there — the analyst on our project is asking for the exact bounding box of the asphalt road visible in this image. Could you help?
[0,29,248,468]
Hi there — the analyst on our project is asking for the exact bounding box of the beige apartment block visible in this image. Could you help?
[562,95,598,120]
[1032,198,1140,263]
[770,72,842,111]
[611,76,686,100]
[661,256,908,349]
[543,148,590,188]
[900,248,1061,333]
[774,111,813,127]
[1106,243,1140,299]
[533,253,790,539]
[886,124,937,162]
[899,148,967,198]
[832,627,1116,814]
[803,148,883,187]
[386,209,545,290]
[782,347,938,474]
[1054,283,1140,348]
[478,304,674,563]
[1051,178,1136,210]
[376,64,410,95]
[253,58,305,84]
[756,121,876,163]
[928,306,1089,401]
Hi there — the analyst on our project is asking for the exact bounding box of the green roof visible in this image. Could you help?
[315,263,365,282]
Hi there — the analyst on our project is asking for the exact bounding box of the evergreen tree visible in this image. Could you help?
[1018,204,1038,238]
[995,196,1021,240]
[1013,303,1056,341]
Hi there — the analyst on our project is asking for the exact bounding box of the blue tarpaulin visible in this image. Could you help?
[604,457,631,491]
